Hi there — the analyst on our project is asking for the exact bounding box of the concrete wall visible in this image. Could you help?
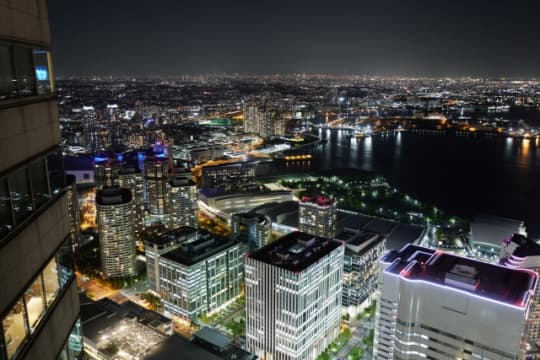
[0,0,50,47]
[0,100,61,173]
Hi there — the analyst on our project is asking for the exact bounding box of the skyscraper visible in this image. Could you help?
[158,228,244,321]
[336,228,385,315]
[501,234,540,356]
[245,232,344,360]
[298,195,337,238]
[93,154,120,190]
[96,187,136,278]
[168,176,198,229]
[144,155,169,216]
[374,244,536,359]
[118,166,145,239]
[145,227,194,294]
[0,1,82,358]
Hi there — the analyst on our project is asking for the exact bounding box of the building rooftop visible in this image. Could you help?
[249,231,343,272]
[118,166,141,175]
[146,226,198,246]
[145,332,255,360]
[232,212,269,225]
[300,195,336,207]
[503,234,540,258]
[169,176,196,187]
[95,186,132,206]
[162,230,239,266]
[384,244,537,309]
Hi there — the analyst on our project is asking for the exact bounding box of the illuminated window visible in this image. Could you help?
[25,275,46,332]
[2,297,29,359]
[42,257,60,306]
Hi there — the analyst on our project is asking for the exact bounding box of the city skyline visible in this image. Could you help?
[49,0,540,77]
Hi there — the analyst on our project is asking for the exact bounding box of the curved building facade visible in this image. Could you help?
[0,2,83,359]
[96,187,136,278]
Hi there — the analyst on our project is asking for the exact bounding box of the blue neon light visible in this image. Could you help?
[35,66,48,81]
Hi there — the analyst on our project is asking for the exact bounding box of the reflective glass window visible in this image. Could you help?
[30,159,50,208]
[2,297,28,359]
[66,319,82,359]
[42,257,60,306]
[32,50,52,95]
[12,46,35,97]
[57,238,74,287]
[0,179,13,238]
[9,168,33,225]
[0,44,16,99]
[47,150,65,195]
[24,275,46,332]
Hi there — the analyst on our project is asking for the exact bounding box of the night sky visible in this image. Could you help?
[48,0,540,77]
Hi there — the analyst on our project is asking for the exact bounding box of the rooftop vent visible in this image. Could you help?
[444,264,479,291]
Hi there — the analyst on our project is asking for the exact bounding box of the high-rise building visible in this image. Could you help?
[243,103,259,134]
[298,195,337,238]
[245,232,344,360]
[374,244,536,359]
[118,166,145,238]
[501,234,540,356]
[231,212,272,252]
[168,176,198,228]
[82,105,97,153]
[0,1,83,358]
[144,227,194,294]
[158,228,244,321]
[93,154,120,190]
[96,187,136,278]
[335,228,385,316]
[201,162,256,192]
[144,155,169,216]
[65,174,81,252]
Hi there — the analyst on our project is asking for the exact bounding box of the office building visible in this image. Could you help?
[93,154,120,190]
[118,166,145,238]
[144,155,169,216]
[168,176,198,228]
[501,234,540,356]
[96,187,136,278]
[65,174,81,251]
[81,106,97,153]
[243,103,259,134]
[0,1,82,358]
[245,232,344,360]
[145,227,195,294]
[335,228,385,315]
[201,162,256,192]
[158,228,244,321]
[298,195,337,238]
[373,244,536,359]
[231,212,272,252]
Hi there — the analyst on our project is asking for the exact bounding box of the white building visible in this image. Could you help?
[145,227,195,294]
[501,234,540,356]
[374,244,537,359]
[96,187,136,278]
[245,231,344,360]
[168,176,198,228]
[298,195,337,238]
[158,228,244,321]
